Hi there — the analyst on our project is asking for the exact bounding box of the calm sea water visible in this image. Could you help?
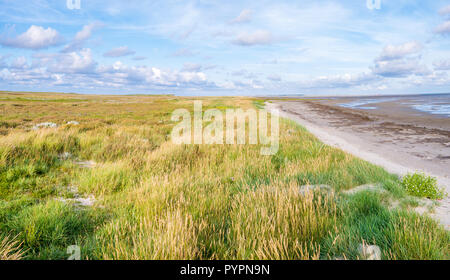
[338,94,450,118]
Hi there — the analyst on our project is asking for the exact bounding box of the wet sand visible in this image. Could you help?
[267,97,450,229]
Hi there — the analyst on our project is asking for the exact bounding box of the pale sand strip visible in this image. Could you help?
[266,101,450,229]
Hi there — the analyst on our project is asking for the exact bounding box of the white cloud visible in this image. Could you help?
[178,71,207,83]
[371,59,430,78]
[11,56,28,69]
[75,23,99,42]
[307,72,379,88]
[63,22,103,52]
[103,46,136,57]
[232,30,273,46]
[425,71,450,86]
[435,21,450,34]
[433,59,450,70]
[231,69,258,79]
[230,9,252,24]
[171,48,195,57]
[133,56,147,61]
[0,69,12,81]
[439,5,450,16]
[182,63,202,72]
[267,74,281,82]
[97,62,210,88]
[370,41,430,78]
[0,55,10,68]
[376,41,423,61]
[226,79,264,90]
[0,65,53,86]
[263,58,278,64]
[0,25,63,49]
[33,48,97,74]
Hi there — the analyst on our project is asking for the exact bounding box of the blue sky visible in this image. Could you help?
[0,0,450,96]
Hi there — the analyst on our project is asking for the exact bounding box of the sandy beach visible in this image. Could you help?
[267,98,450,229]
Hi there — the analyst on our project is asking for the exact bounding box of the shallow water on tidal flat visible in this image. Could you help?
[338,93,450,118]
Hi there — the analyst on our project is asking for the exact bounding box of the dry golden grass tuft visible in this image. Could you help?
[0,235,25,260]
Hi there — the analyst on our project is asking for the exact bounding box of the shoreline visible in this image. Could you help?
[266,100,450,229]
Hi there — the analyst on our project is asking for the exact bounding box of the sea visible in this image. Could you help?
[338,93,450,118]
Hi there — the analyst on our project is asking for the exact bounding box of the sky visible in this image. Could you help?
[0,0,450,96]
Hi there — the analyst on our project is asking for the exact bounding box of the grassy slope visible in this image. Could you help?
[0,92,448,260]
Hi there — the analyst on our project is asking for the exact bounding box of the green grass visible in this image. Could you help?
[4,200,107,259]
[0,93,448,260]
[253,99,265,109]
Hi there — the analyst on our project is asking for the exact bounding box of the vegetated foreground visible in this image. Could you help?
[0,92,448,260]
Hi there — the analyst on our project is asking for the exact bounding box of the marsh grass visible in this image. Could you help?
[0,92,448,260]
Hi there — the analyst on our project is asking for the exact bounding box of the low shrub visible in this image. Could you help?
[401,173,445,199]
